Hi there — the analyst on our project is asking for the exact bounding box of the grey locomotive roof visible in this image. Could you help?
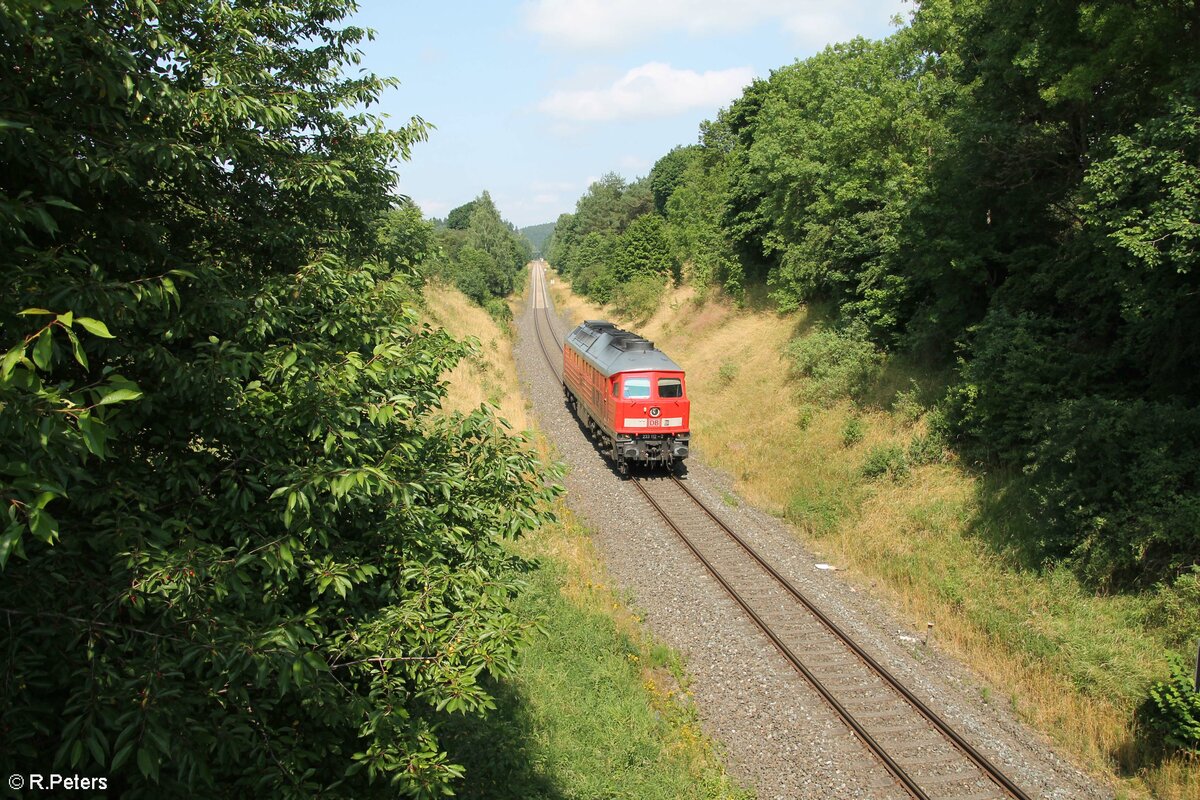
[565,320,683,377]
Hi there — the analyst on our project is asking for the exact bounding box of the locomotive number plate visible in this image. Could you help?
[648,418,661,427]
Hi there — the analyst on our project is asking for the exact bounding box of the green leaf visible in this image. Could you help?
[136,747,156,780]
[78,414,108,458]
[110,742,135,772]
[29,508,58,543]
[44,198,82,212]
[1,344,24,380]
[31,329,53,371]
[87,729,107,766]
[0,525,21,569]
[65,327,88,370]
[97,387,143,406]
[16,308,53,316]
[75,317,115,338]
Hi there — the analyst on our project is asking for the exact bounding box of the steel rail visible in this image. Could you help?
[528,263,1028,800]
[632,477,929,800]
[535,264,564,350]
[531,264,563,380]
[664,477,1031,800]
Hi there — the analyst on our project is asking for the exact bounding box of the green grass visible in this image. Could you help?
[440,521,750,800]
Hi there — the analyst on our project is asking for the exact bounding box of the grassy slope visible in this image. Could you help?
[545,275,1198,800]
[422,281,750,800]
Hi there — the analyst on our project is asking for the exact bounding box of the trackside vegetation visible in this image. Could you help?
[428,193,533,323]
[547,274,1198,798]
[547,0,1200,592]
[0,3,557,797]
[425,289,749,799]
[546,0,1200,765]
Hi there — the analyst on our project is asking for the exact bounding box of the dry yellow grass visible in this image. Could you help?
[423,277,745,796]
[546,268,1197,800]
[422,281,528,429]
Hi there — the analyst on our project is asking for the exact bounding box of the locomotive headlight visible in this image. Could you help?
[649,406,661,418]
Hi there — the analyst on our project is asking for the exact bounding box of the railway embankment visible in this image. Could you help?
[540,268,1198,800]
[421,282,749,800]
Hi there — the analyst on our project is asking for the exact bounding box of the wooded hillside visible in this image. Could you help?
[547,0,1200,592]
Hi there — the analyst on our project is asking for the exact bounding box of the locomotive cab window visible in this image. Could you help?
[657,377,682,398]
[622,377,651,399]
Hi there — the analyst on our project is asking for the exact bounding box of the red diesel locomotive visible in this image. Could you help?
[562,320,690,474]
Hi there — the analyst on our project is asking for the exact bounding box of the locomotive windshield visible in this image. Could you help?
[622,377,651,398]
[658,378,682,398]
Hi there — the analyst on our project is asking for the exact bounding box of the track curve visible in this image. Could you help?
[525,261,1034,800]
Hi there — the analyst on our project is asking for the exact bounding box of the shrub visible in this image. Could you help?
[484,295,512,324]
[578,264,617,304]
[1139,653,1200,754]
[612,273,666,322]
[717,361,739,386]
[907,430,949,466]
[786,321,885,405]
[892,380,924,426]
[841,417,865,447]
[795,404,816,431]
[1142,567,1200,649]
[861,444,910,481]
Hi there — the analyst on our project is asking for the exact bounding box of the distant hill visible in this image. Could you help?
[520,222,556,256]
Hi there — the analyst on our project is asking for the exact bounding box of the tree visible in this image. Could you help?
[378,202,438,279]
[648,146,700,215]
[616,214,675,283]
[0,3,555,797]
[445,199,478,230]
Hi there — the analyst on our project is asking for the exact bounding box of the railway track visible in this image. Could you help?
[526,262,1033,800]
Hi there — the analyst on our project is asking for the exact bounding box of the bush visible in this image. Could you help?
[861,444,910,481]
[1139,654,1200,754]
[718,361,739,386]
[949,309,1200,586]
[892,380,924,426]
[1142,567,1200,649]
[484,295,513,324]
[612,273,666,322]
[577,264,617,304]
[841,417,865,447]
[786,486,849,536]
[787,322,885,405]
[907,430,949,466]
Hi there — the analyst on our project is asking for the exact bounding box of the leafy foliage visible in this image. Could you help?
[786,323,884,406]
[0,2,555,797]
[551,0,1200,587]
[430,191,531,315]
[1139,654,1200,754]
[544,174,671,307]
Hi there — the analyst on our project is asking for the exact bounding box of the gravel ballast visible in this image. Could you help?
[513,276,1113,800]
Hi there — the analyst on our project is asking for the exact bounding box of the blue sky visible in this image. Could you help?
[350,1,909,228]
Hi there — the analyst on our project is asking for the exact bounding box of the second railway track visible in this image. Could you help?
[526,263,1033,800]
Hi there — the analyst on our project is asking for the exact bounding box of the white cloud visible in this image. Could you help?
[522,0,906,49]
[538,62,753,122]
